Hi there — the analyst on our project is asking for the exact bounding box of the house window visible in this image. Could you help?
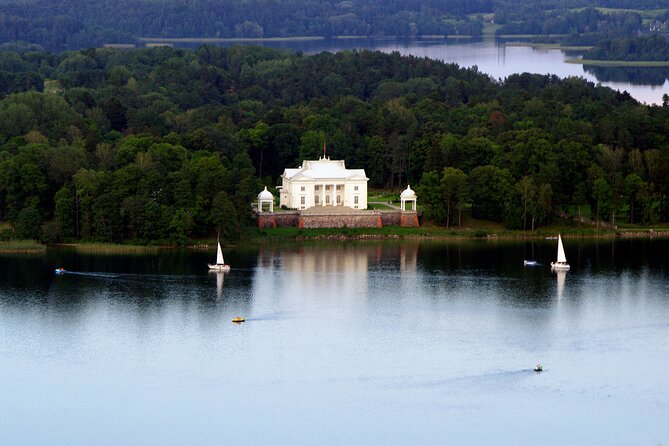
[301,196,305,205]
[326,195,330,204]
[354,186,358,191]
[354,196,359,204]
[337,195,341,204]
[301,186,305,192]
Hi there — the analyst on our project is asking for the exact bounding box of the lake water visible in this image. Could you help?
[1,238,668,445]
[179,37,669,105]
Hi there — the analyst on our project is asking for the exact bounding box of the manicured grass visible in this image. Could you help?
[368,203,395,210]
[368,190,400,203]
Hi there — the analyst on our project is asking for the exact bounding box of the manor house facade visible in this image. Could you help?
[277,157,368,210]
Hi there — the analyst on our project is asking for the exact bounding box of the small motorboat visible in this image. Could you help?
[55,268,66,274]
[534,364,543,372]
[232,317,245,323]
[523,260,538,266]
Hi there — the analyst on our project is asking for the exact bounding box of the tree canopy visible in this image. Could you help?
[0,46,668,243]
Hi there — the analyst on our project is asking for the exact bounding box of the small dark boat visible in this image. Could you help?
[232,317,245,323]
[534,364,543,372]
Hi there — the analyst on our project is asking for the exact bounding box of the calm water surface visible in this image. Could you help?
[1,239,668,445]
[186,37,669,104]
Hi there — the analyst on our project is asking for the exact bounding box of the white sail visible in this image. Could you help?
[557,235,567,263]
[216,242,224,265]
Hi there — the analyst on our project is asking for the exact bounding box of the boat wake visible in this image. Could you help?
[59,271,120,279]
[412,369,541,389]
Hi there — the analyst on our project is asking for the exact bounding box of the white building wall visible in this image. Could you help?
[343,180,367,209]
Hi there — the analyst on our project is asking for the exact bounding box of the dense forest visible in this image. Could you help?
[0,46,668,244]
[496,7,643,44]
[0,0,667,52]
[583,34,669,61]
[0,0,491,51]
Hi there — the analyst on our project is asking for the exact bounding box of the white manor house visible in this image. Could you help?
[277,157,369,210]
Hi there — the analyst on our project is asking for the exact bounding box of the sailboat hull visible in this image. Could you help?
[208,263,230,272]
[551,262,570,270]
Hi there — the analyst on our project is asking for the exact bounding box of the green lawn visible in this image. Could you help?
[368,203,395,210]
[368,189,400,203]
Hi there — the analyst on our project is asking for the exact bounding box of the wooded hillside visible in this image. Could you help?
[0,46,667,243]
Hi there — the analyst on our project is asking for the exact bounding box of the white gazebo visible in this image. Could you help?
[277,157,368,210]
[400,185,417,211]
[258,186,274,212]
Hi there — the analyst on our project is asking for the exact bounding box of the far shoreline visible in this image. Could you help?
[2,226,668,254]
[565,58,669,67]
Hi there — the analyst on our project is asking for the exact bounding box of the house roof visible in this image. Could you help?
[283,157,368,181]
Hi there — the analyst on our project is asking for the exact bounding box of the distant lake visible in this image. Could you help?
[168,37,669,105]
[1,239,668,445]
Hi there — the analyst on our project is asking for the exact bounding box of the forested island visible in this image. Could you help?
[581,34,669,62]
[0,46,667,245]
[0,0,668,56]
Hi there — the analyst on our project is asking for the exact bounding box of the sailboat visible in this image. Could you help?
[550,234,570,270]
[208,242,231,272]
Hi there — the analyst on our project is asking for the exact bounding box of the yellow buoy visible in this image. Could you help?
[232,317,245,323]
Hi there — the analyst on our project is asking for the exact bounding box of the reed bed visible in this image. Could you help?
[0,240,46,254]
[71,243,162,253]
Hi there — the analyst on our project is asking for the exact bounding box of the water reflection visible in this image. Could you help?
[583,64,669,87]
[2,240,669,445]
[555,269,566,300]
[209,271,225,301]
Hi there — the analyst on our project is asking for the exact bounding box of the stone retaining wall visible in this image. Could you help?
[301,213,382,228]
[257,211,300,229]
[257,210,420,228]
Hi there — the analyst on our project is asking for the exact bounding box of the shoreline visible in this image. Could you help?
[3,227,667,253]
[136,35,478,44]
[565,58,669,67]
[505,42,592,51]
